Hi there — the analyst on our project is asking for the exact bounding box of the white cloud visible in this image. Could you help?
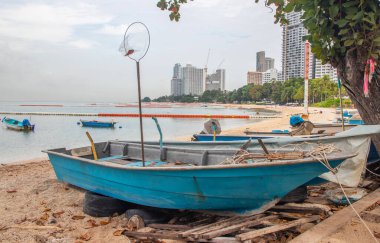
[0,3,112,44]
[68,39,97,49]
[97,24,128,36]
[191,0,253,18]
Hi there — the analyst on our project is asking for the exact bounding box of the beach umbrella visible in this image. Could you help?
[119,22,150,166]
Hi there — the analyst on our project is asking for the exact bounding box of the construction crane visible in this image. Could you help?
[204,48,211,73]
[216,59,225,70]
[203,48,211,90]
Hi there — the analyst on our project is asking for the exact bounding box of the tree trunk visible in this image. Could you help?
[338,49,380,152]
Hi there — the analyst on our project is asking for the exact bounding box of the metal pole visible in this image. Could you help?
[304,41,310,115]
[136,61,145,166]
[338,78,345,131]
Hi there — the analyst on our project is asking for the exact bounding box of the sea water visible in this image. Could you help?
[0,102,274,163]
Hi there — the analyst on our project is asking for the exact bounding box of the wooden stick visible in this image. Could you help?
[147,223,191,231]
[1,225,62,231]
[258,139,269,154]
[189,215,263,238]
[123,231,181,240]
[186,214,264,238]
[202,215,278,240]
[179,216,241,237]
[236,216,319,241]
[270,204,329,215]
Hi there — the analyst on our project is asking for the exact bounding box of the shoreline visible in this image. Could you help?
[2,105,337,164]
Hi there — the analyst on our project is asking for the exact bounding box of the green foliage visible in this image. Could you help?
[141,97,151,102]
[153,77,341,105]
[312,98,352,108]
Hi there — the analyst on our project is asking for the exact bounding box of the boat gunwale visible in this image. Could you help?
[80,119,116,124]
[43,148,356,172]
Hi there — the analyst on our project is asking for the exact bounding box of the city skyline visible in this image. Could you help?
[170,63,226,96]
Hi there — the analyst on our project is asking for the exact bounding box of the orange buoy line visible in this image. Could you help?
[98,113,250,119]
[0,111,280,119]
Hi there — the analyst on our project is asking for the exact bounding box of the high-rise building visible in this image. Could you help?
[256,51,266,72]
[247,71,262,85]
[277,71,284,82]
[256,51,275,72]
[173,63,182,79]
[171,63,184,96]
[262,68,279,84]
[281,12,307,81]
[282,11,337,82]
[310,55,338,82]
[171,78,183,96]
[182,64,204,95]
[265,58,275,71]
[206,69,226,91]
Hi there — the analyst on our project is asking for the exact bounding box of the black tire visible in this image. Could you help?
[124,208,173,225]
[83,191,136,217]
[279,186,308,204]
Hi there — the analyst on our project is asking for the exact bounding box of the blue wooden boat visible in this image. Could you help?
[140,125,380,187]
[244,123,357,136]
[44,141,351,215]
[2,117,35,131]
[348,119,364,125]
[193,134,325,142]
[80,119,116,128]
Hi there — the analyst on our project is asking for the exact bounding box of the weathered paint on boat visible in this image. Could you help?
[80,120,116,128]
[45,146,348,215]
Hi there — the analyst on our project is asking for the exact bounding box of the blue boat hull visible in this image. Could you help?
[47,153,344,214]
[2,117,35,131]
[81,121,115,128]
[194,134,272,141]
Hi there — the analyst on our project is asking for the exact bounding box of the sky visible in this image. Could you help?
[0,0,282,103]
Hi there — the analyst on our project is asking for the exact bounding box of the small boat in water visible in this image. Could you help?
[2,117,35,131]
[45,140,352,215]
[80,119,116,128]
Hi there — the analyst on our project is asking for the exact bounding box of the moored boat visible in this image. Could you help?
[243,123,357,136]
[80,119,116,128]
[45,141,352,215]
[2,117,35,131]
[140,125,380,187]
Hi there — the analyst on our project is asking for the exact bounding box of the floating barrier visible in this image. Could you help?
[0,112,97,117]
[0,111,281,119]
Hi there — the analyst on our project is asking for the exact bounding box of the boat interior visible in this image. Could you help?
[48,140,347,167]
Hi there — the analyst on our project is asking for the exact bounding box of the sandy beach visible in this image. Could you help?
[1,104,378,243]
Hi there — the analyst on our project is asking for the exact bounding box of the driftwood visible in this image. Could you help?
[291,188,380,243]
[201,215,278,240]
[236,216,320,241]
[0,225,62,231]
[147,223,191,231]
[123,231,182,240]
[270,203,331,215]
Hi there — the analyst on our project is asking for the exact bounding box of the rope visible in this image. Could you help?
[334,173,379,243]
[311,148,379,243]
[366,167,380,178]
[220,142,339,166]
